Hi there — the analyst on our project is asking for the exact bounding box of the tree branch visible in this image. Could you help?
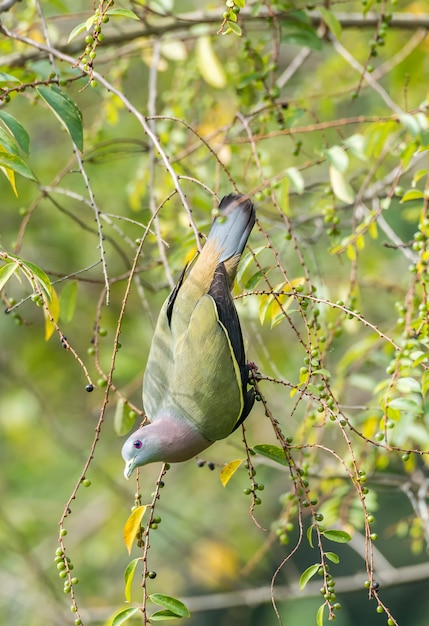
[1,11,429,68]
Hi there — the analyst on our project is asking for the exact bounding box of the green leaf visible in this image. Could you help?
[282,19,321,50]
[236,246,267,286]
[388,396,422,415]
[226,20,242,36]
[400,189,425,203]
[412,169,428,186]
[329,166,355,204]
[343,133,367,161]
[253,444,288,466]
[395,377,421,394]
[67,21,87,43]
[220,459,244,487]
[306,524,315,548]
[399,113,423,138]
[322,529,352,543]
[114,398,126,436]
[21,259,53,301]
[316,603,325,626]
[325,145,349,173]
[0,72,21,83]
[37,86,83,152]
[318,7,342,39]
[325,551,340,564]
[149,594,190,618]
[422,370,429,397]
[0,126,19,155]
[0,110,30,155]
[245,269,266,290]
[112,607,140,626]
[123,505,147,554]
[285,166,304,194]
[0,261,19,292]
[59,280,78,323]
[0,151,36,182]
[299,563,320,590]
[150,610,186,621]
[106,8,140,20]
[124,557,142,602]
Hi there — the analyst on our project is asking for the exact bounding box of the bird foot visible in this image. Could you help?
[247,361,262,381]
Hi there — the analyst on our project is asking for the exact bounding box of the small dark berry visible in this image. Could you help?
[85,384,94,392]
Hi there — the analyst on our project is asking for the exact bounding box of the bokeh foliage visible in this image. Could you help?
[1,1,429,625]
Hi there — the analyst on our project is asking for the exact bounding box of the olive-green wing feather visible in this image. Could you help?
[171,293,244,441]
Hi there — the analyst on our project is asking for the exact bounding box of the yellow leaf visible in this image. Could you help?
[195,36,227,88]
[346,244,356,261]
[356,234,365,250]
[369,221,378,239]
[123,505,147,554]
[44,286,60,341]
[220,459,244,487]
[0,166,17,196]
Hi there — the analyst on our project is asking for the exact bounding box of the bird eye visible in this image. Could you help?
[133,440,142,449]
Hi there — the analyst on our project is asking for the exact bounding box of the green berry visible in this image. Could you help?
[60,529,67,537]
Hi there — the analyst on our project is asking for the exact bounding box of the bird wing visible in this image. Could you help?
[142,297,174,421]
[208,263,255,430]
[170,291,244,441]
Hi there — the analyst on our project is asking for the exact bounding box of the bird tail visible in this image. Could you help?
[208,194,255,264]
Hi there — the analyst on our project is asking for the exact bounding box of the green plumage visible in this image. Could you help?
[122,194,256,477]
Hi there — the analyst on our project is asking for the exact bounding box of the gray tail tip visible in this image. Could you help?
[218,193,255,221]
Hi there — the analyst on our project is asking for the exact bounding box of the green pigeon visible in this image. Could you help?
[122,194,256,478]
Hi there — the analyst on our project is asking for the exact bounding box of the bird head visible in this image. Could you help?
[121,428,160,479]
[122,416,213,478]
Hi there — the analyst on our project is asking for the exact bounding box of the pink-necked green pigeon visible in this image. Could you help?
[122,194,256,478]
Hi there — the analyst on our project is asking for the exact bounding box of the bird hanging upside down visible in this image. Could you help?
[122,194,256,478]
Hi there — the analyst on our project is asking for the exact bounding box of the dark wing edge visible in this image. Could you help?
[208,263,255,431]
[166,264,188,327]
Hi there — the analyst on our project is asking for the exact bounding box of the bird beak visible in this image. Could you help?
[124,457,136,480]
